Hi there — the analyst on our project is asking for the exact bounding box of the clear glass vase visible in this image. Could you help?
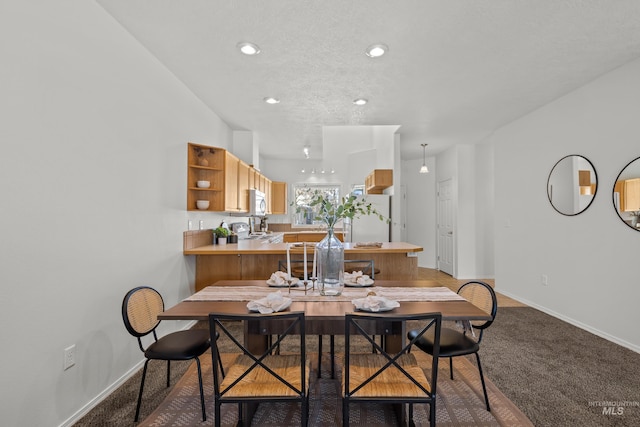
[316,227,344,296]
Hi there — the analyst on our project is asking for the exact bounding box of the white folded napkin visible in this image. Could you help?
[247,292,292,314]
[351,295,400,312]
[344,271,370,284]
[269,271,293,285]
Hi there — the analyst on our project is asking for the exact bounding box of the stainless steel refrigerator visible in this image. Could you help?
[348,194,391,242]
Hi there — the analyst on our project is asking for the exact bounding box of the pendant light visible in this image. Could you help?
[419,144,429,174]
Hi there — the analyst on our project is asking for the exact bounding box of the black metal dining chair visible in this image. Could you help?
[122,286,211,422]
[408,280,497,411]
[209,311,310,427]
[343,311,442,426]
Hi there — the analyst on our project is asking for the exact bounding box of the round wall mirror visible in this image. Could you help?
[547,155,597,216]
[613,156,640,231]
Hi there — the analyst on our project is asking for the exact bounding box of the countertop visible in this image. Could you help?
[183,241,423,255]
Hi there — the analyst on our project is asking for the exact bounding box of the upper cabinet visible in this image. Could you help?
[615,178,640,212]
[187,142,286,213]
[237,160,250,212]
[365,169,393,194]
[271,181,288,214]
[264,177,272,213]
[224,151,240,211]
[187,143,225,211]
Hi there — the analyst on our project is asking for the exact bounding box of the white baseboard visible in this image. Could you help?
[496,290,640,354]
[58,320,199,427]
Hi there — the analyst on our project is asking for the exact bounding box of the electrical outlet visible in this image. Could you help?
[199,220,204,230]
[541,275,548,286]
[64,345,76,370]
[188,220,193,230]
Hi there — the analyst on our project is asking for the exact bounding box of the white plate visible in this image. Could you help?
[352,296,400,312]
[355,305,396,312]
[267,277,300,287]
[247,296,292,313]
[344,278,374,287]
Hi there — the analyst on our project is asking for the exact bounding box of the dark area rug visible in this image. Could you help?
[137,351,532,426]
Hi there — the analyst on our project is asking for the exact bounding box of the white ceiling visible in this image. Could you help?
[97,0,640,161]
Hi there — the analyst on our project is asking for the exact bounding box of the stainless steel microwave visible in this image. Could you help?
[248,189,266,216]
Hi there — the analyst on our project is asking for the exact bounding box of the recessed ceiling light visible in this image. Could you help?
[365,43,388,58]
[263,97,280,104]
[353,98,368,106]
[237,42,260,55]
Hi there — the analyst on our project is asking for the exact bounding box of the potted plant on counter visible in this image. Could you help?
[213,227,230,245]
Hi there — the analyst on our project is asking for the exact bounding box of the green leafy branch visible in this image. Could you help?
[297,189,389,229]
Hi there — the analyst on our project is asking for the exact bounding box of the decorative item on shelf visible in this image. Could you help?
[213,227,229,245]
[196,200,209,210]
[194,146,214,166]
[297,189,389,296]
[196,180,210,188]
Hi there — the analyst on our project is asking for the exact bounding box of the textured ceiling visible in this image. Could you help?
[97,0,640,161]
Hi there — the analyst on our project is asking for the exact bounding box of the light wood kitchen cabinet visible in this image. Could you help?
[264,177,272,213]
[187,143,225,211]
[188,142,280,213]
[224,151,241,211]
[237,160,250,212]
[283,234,298,243]
[283,232,344,243]
[365,169,393,194]
[271,181,288,214]
[248,168,256,189]
[615,178,640,211]
[258,174,267,194]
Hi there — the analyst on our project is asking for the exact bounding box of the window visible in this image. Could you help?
[292,184,340,226]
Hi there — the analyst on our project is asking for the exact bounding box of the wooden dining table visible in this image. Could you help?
[160,279,492,352]
[160,279,492,425]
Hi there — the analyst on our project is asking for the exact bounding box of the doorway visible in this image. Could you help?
[437,178,454,276]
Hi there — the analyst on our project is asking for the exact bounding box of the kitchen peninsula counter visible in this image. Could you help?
[184,230,422,292]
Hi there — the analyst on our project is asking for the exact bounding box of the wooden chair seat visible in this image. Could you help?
[220,354,310,398]
[341,353,430,398]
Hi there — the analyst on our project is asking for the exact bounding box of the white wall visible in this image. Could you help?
[493,56,640,352]
[262,125,399,225]
[475,142,495,278]
[0,2,231,425]
[402,157,437,267]
[431,144,495,279]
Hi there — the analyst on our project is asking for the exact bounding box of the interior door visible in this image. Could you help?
[437,179,454,276]
[400,185,408,243]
